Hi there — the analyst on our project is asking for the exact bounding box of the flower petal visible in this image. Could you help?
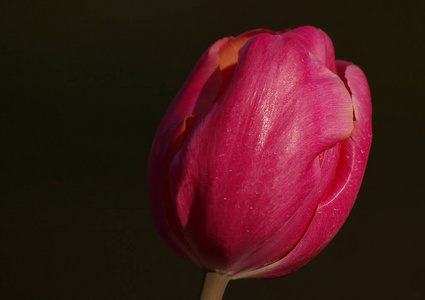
[168,33,354,272]
[285,26,337,72]
[237,61,371,279]
[148,37,229,266]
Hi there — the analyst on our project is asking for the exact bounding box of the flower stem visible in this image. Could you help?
[199,272,230,300]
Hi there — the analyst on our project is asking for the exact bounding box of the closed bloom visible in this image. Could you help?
[148,26,372,281]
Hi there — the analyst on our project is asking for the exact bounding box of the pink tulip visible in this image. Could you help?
[148,26,371,298]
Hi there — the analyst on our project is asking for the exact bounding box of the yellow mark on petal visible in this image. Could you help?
[219,36,248,71]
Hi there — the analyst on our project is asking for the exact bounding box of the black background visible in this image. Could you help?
[1,1,424,299]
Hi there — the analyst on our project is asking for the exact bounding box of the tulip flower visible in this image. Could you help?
[148,26,372,299]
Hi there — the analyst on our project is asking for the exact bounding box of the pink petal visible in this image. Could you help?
[230,143,342,275]
[168,33,354,272]
[148,37,229,266]
[237,61,372,279]
[148,30,276,266]
[285,26,337,72]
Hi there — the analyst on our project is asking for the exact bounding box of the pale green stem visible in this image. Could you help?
[199,272,230,300]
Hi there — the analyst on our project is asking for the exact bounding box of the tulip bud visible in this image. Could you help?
[148,26,371,297]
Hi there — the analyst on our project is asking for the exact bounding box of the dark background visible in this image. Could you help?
[1,1,424,299]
